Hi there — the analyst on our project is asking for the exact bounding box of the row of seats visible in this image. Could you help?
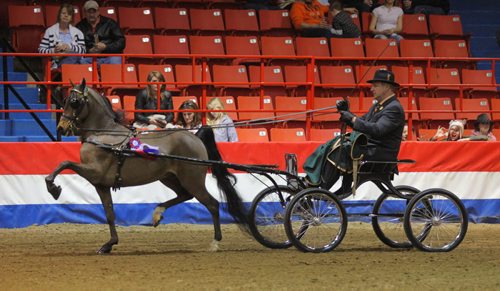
[59,63,498,99]
[122,35,471,61]
[106,94,500,126]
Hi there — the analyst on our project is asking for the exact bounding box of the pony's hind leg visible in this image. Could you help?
[153,177,193,227]
[95,186,118,254]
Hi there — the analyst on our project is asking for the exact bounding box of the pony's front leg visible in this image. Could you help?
[95,186,118,254]
[45,161,77,200]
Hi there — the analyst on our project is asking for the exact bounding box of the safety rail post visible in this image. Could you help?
[259,59,265,113]
[305,57,315,139]
[408,62,415,141]
[201,57,208,120]
[2,50,8,120]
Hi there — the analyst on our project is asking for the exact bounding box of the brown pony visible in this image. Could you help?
[45,79,249,254]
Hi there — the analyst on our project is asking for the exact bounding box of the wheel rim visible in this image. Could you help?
[288,192,345,252]
[253,187,292,246]
[407,193,466,251]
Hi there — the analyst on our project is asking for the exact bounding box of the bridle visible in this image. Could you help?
[61,87,89,124]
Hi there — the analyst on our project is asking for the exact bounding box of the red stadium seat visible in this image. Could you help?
[283,65,320,96]
[224,9,259,35]
[392,65,428,97]
[8,5,45,52]
[274,96,307,122]
[429,15,464,38]
[123,95,136,124]
[100,7,118,22]
[419,97,455,127]
[248,65,286,98]
[399,96,420,120]
[236,128,269,142]
[261,36,296,56]
[434,39,469,58]
[189,35,225,56]
[399,39,434,58]
[258,9,293,36]
[330,38,365,60]
[207,96,238,121]
[45,5,81,26]
[107,95,123,111]
[491,98,500,122]
[312,96,342,122]
[153,8,190,35]
[153,35,190,64]
[310,128,341,142]
[349,96,374,115]
[295,37,330,58]
[236,96,275,121]
[100,64,140,95]
[454,98,490,121]
[137,64,177,91]
[364,38,399,64]
[418,128,438,141]
[461,69,498,99]
[270,128,306,142]
[118,7,155,35]
[61,64,95,86]
[361,12,371,35]
[189,9,225,34]
[225,35,261,64]
[123,35,154,65]
[428,67,462,99]
[175,64,213,96]
[319,65,357,97]
[212,65,251,96]
[401,14,428,39]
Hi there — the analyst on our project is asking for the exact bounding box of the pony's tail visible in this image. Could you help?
[196,126,250,232]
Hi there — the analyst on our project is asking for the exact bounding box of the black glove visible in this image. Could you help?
[336,99,349,112]
[339,110,356,125]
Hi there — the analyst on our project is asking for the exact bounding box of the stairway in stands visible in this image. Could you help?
[451,0,500,82]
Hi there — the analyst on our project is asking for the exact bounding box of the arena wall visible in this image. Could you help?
[0,141,499,228]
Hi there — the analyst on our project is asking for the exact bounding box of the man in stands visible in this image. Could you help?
[335,69,405,193]
[330,1,361,38]
[76,0,125,66]
[290,0,332,37]
[402,0,450,15]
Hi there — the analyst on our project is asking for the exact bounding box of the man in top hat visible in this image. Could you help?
[76,0,125,66]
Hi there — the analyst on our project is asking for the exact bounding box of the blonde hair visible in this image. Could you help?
[206,97,225,126]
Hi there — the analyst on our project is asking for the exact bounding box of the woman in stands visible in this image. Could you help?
[369,0,404,42]
[175,100,202,133]
[460,113,497,141]
[430,120,465,141]
[206,98,239,142]
[133,71,174,130]
[38,3,86,70]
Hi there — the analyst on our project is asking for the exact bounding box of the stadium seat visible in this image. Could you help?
[364,38,399,62]
[189,35,226,64]
[399,96,420,120]
[100,64,140,95]
[318,65,357,97]
[137,64,177,91]
[399,39,434,58]
[236,95,275,121]
[454,98,490,121]
[417,128,437,141]
[284,65,320,96]
[261,36,297,65]
[8,5,45,52]
[349,96,374,115]
[401,14,428,39]
[461,69,498,99]
[270,128,306,142]
[189,9,225,35]
[207,96,238,121]
[153,8,190,35]
[61,64,95,86]
[212,65,251,96]
[235,128,269,142]
[100,6,118,22]
[172,96,199,112]
[491,98,500,122]
[274,96,307,122]
[361,12,371,35]
[295,37,330,58]
[140,0,171,8]
[44,5,81,26]
[310,128,341,142]
[123,95,136,124]
[171,0,206,9]
[428,67,462,99]
[224,9,259,35]
[123,35,154,64]
[175,64,213,96]
[258,9,293,36]
[153,35,190,64]
[106,95,123,111]
[419,97,455,127]
[118,7,155,35]
[392,65,428,97]
[433,39,472,69]
[248,66,286,98]
[428,15,464,38]
[312,96,343,122]
[330,38,365,61]
[225,35,261,64]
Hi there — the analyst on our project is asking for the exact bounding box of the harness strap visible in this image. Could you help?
[113,150,126,191]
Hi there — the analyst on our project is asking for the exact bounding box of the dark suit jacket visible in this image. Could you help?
[352,95,405,161]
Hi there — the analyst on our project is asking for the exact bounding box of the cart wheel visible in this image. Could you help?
[284,188,347,253]
[249,185,296,249]
[404,188,468,252]
[372,185,420,249]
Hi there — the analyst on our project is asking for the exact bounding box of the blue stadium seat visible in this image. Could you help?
[11,119,56,136]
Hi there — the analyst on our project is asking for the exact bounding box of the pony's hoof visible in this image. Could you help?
[152,207,165,227]
[47,184,62,200]
[97,244,112,254]
[152,215,163,228]
[208,240,220,252]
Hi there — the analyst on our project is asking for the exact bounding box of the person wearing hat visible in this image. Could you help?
[76,0,125,66]
[460,113,497,141]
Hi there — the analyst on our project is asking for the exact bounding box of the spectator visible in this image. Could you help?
[244,0,284,10]
[329,1,361,38]
[402,0,450,15]
[430,120,465,141]
[38,3,85,71]
[206,98,239,142]
[76,0,125,66]
[460,114,496,141]
[341,0,377,14]
[369,0,404,43]
[175,100,202,134]
[133,71,174,130]
[290,0,333,38]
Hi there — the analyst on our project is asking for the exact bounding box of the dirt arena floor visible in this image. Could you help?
[1,223,499,290]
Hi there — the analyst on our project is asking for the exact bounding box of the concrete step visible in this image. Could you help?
[11,119,57,136]
[3,103,53,119]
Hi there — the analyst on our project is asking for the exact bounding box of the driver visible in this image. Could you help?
[335,69,405,194]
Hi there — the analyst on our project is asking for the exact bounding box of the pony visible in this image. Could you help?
[45,79,249,254]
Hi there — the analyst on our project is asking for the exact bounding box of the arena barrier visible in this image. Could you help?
[0,141,499,228]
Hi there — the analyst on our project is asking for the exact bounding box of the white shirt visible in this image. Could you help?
[373,5,403,32]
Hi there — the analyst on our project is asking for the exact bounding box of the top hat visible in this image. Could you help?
[367,69,399,87]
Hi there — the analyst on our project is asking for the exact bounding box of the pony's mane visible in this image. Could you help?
[83,85,125,124]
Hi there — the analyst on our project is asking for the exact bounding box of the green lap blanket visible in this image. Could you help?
[303,132,367,185]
